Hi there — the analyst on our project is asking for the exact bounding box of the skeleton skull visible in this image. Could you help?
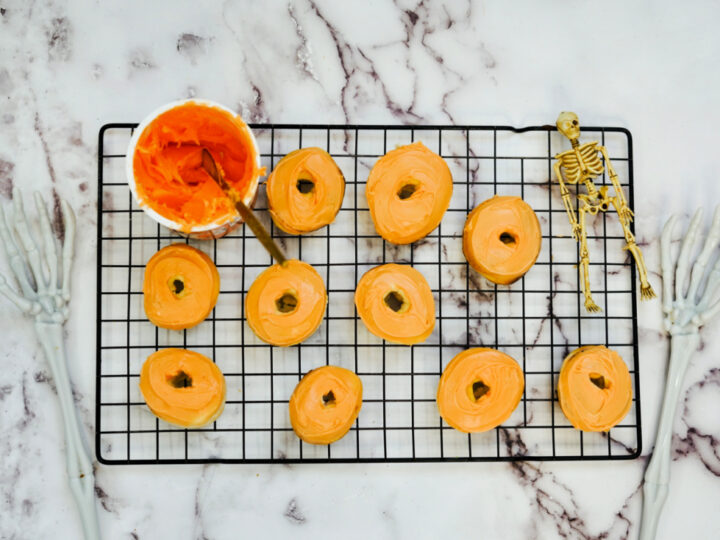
[556,111,581,140]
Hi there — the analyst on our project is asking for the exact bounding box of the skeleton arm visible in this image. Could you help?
[553,161,581,240]
[0,190,99,540]
[599,145,633,223]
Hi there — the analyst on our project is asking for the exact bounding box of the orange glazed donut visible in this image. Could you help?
[246,259,327,347]
[139,348,226,428]
[463,195,541,285]
[355,263,435,345]
[366,141,453,244]
[557,345,632,432]
[266,147,345,234]
[143,244,220,330]
[437,348,524,433]
[289,366,363,445]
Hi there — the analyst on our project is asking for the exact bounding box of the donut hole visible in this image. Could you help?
[275,292,298,314]
[499,232,516,246]
[397,183,418,200]
[168,370,193,388]
[322,390,336,407]
[384,290,408,313]
[167,275,188,297]
[296,178,315,194]
[589,373,610,390]
[470,380,490,401]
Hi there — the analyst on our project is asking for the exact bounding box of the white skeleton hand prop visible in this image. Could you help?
[640,206,720,540]
[0,189,100,540]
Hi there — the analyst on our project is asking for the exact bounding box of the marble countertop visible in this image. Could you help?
[2,1,720,538]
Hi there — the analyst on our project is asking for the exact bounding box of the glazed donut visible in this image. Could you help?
[366,141,453,244]
[266,147,345,234]
[557,345,632,432]
[437,348,524,433]
[289,365,363,445]
[143,244,220,330]
[139,348,226,428]
[355,263,435,345]
[463,195,541,285]
[246,259,327,347]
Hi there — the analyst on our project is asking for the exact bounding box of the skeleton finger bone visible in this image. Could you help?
[12,188,49,294]
[674,208,703,301]
[34,192,59,297]
[687,206,720,304]
[0,272,36,314]
[0,202,37,298]
[697,255,720,313]
[60,199,75,301]
[661,215,678,315]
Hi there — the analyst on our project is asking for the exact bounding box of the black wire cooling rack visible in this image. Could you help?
[96,123,642,464]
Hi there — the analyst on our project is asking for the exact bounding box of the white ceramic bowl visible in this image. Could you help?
[126,99,262,239]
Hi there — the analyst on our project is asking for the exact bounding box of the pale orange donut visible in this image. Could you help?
[354,263,435,345]
[437,348,524,433]
[266,147,345,234]
[557,346,632,432]
[245,259,327,346]
[366,141,453,244]
[463,195,542,285]
[289,366,363,445]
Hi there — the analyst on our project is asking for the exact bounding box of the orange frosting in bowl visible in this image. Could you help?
[245,259,327,347]
[130,100,264,232]
[267,147,345,234]
[463,195,541,285]
[139,348,226,428]
[143,244,220,330]
[557,345,632,432]
[289,366,363,445]
[437,348,524,433]
[355,263,435,345]
[366,141,453,244]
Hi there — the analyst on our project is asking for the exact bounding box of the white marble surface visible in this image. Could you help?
[1,0,720,538]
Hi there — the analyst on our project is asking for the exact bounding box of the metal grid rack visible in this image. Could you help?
[96,123,641,464]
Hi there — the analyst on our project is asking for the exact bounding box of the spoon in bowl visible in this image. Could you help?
[201,148,287,266]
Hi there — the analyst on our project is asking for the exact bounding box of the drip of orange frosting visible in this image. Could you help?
[266,147,345,234]
[245,259,327,347]
[557,345,632,432]
[289,365,363,445]
[132,101,264,230]
[139,348,226,428]
[463,195,542,285]
[366,141,453,244]
[143,244,220,330]
[437,348,524,433]
[354,263,435,345]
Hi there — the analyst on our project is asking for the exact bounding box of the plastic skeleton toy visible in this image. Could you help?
[0,190,100,539]
[553,112,656,312]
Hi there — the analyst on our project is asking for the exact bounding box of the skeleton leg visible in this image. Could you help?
[610,197,656,300]
[578,205,601,312]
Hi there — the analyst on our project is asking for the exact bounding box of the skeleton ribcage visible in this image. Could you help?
[558,142,604,184]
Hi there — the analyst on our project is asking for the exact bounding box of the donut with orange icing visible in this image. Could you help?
[139,348,226,428]
[143,244,220,330]
[289,366,363,445]
[437,348,524,433]
[266,147,345,234]
[245,259,327,347]
[557,345,632,432]
[355,263,435,345]
[463,195,541,285]
[366,141,453,244]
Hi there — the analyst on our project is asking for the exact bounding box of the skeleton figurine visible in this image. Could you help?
[553,112,656,312]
